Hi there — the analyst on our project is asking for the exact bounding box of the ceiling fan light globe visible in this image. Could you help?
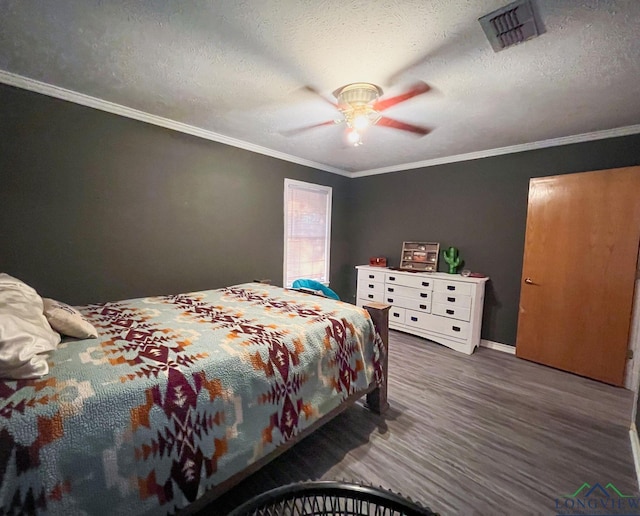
[347,130,361,144]
[353,114,371,131]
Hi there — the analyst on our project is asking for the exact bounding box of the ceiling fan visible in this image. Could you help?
[283,81,432,146]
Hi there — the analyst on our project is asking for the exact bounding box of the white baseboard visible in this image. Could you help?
[480,339,516,355]
[630,424,640,488]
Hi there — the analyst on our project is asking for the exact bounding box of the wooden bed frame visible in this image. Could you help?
[180,302,390,514]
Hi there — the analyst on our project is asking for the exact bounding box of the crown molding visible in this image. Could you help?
[3,70,639,180]
[0,70,351,177]
[350,124,640,178]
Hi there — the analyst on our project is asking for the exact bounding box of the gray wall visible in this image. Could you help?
[0,84,352,303]
[349,135,640,346]
[3,82,639,347]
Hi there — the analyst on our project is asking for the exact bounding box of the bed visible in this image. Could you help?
[0,282,389,515]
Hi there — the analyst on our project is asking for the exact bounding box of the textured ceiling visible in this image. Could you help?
[1,0,639,174]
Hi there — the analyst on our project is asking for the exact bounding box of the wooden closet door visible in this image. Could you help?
[516,166,640,386]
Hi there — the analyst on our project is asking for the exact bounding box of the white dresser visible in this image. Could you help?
[356,265,489,355]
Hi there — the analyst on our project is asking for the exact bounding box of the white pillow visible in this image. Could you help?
[43,298,98,339]
[0,273,61,379]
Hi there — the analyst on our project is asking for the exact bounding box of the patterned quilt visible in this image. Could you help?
[0,284,383,515]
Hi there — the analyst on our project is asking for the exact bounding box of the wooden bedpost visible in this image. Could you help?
[363,302,390,414]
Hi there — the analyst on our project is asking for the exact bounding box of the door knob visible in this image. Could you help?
[524,277,534,284]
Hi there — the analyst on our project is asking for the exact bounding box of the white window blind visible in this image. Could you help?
[283,179,332,287]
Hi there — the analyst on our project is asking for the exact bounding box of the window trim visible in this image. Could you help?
[283,178,332,287]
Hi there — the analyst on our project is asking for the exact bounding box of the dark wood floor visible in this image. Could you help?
[209,331,637,515]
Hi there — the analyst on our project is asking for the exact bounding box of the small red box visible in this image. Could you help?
[369,257,387,267]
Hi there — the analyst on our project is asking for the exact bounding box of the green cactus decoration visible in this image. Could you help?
[443,246,462,274]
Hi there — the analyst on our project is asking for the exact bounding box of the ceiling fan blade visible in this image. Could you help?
[302,86,339,109]
[281,120,337,137]
[373,82,431,112]
[377,116,431,136]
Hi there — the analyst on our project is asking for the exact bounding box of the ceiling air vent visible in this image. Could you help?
[479,0,541,52]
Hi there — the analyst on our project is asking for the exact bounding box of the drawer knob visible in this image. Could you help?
[387,298,394,303]
[369,274,374,279]
[420,293,428,298]
[388,288,395,292]
[411,316,418,322]
[389,276,396,281]
[419,304,427,310]
[446,309,454,315]
[452,326,461,332]
[393,312,401,318]
[447,297,456,302]
[422,281,429,287]
[369,284,374,288]
[368,294,374,299]
[447,285,456,291]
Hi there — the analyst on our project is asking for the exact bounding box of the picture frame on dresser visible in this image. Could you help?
[399,241,440,272]
[355,265,489,355]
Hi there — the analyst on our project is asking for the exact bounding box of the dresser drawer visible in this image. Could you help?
[433,279,472,296]
[389,306,406,324]
[359,280,384,294]
[404,310,430,330]
[430,315,470,340]
[385,272,434,290]
[432,291,472,309]
[357,290,383,303]
[385,284,431,301]
[385,294,431,313]
[359,269,386,283]
[404,310,470,339]
[432,302,471,322]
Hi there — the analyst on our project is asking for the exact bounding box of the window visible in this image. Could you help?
[283,179,332,287]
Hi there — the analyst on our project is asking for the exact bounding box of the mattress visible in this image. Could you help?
[0,283,383,515]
